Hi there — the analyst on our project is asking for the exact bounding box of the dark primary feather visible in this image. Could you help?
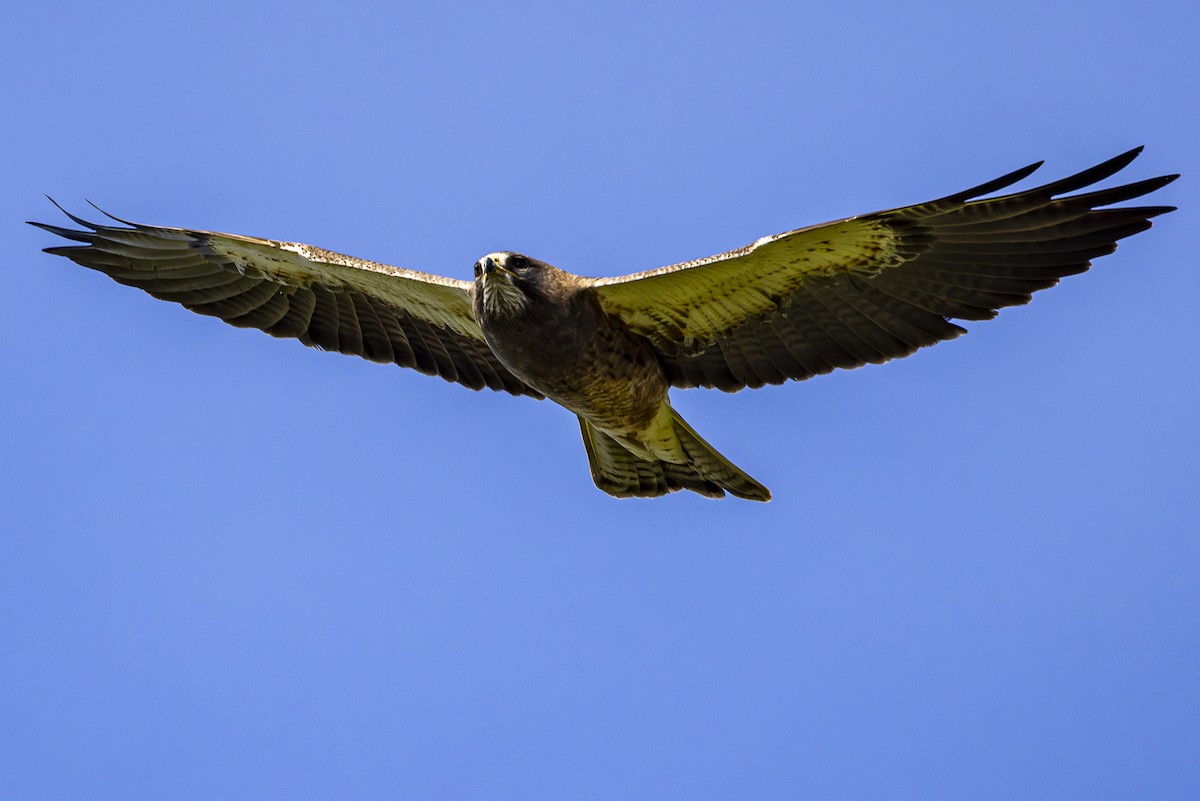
[26,150,1177,502]
[592,147,1178,392]
[28,149,1177,407]
[30,203,541,398]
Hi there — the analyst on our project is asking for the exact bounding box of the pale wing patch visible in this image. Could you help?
[203,235,482,340]
[32,206,540,395]
[593,217,904,346]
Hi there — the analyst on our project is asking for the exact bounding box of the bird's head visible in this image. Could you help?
[473,252,573,318]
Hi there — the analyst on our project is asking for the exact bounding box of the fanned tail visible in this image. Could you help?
[578,409,771,501]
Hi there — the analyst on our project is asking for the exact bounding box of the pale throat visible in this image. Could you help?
[480,272,528,317]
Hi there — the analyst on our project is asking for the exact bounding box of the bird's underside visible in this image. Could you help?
[31,148,1177,501]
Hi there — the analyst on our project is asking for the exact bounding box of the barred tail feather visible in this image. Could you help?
[578,411,771,502]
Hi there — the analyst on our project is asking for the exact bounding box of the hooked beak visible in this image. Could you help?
[477,254,514,280]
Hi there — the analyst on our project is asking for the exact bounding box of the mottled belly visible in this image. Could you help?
[486,312,668,434]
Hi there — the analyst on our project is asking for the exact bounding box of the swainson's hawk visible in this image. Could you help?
[31,148,1177,501]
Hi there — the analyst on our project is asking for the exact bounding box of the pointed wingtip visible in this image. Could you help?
[85,198,135,226]
[1100,146,1146,173]
[944,158,1044,202]
[31,197,102,231]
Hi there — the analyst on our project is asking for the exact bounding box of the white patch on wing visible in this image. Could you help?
[202,235,486,340]
[591,217,909,343]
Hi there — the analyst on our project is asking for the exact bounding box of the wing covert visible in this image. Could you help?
[592,148,1177,391]
[31,204,540,397]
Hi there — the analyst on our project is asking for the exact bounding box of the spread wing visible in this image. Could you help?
[30,205,540,397]
[591,148,1178,391]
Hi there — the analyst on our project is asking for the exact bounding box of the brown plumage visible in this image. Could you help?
[30,148,1177,501]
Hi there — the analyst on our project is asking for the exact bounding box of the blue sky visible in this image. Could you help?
[2,0,1197,798]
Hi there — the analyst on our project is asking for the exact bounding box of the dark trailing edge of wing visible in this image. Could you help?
[650,148,1178,392]
[29,202,543,398]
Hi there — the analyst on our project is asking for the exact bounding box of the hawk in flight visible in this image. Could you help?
[32,148,1176,501]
